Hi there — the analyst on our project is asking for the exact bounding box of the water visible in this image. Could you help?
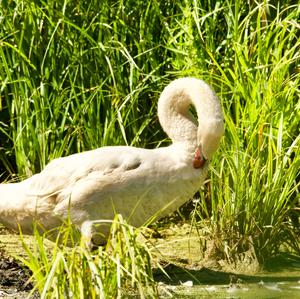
[157,254,300,299]
[170,280,300,298]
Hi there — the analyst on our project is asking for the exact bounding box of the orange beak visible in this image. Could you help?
[193,147,207,169]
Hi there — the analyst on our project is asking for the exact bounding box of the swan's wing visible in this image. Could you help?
[24,146,153,203]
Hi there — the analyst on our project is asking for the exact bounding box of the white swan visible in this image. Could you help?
[0,78,224,245]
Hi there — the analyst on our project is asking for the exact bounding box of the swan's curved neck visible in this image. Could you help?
[157,78,224,157]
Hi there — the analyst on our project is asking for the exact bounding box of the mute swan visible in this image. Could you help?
[0,78,224,246]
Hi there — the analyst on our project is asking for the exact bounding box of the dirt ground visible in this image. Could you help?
[0,226,37,298]
[0,251,36,298]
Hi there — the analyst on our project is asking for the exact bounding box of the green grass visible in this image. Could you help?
[19,214,158,298]
[0,0,299,294]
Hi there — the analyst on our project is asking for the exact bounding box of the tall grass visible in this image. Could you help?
[184,1,300,263]
[0,0,299,288]
[0,0,169,177]
[19,214,158,298]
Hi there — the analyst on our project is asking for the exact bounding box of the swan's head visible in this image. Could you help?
[190,80,224,161]
[197,116,224,160]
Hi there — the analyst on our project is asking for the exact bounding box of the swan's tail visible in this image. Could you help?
[0,182,27,231]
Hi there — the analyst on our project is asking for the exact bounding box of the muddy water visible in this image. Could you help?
[155,256,300,298]
[170,281,300,298]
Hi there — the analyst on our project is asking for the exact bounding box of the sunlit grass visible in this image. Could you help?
[19,214,158,298]
[184,1,300,265]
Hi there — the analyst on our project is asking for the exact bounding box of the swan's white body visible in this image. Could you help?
[0,78,224,244]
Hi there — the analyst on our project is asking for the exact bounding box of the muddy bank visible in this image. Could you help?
[0,226,36,298]
[0,250,36,298]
